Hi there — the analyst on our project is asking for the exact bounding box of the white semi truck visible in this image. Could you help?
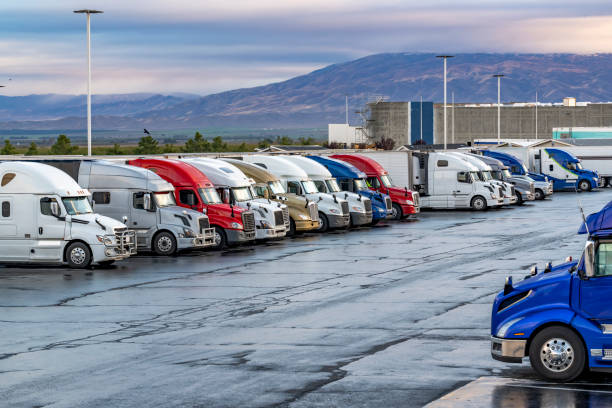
[0,162,136,268]
[242,155,350,231]
[280,155,373,227]
[183,158,288,240]
[37,160,214,255]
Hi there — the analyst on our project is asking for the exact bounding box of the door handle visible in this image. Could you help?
[39,227,43,234]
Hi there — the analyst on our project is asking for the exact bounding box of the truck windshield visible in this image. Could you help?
[62,196,93,215]
[480,171,493,181]
[326,179,341,193]
[232,187,253,202]
[268,181,285,194]
[491,171,502,181]
[354,179,368,190]
[198,188,222,204]
[301,180,319,194]
[472,171,483,181]
[380,174,394,187]
[502,169,513,179]
[567,162,583,170]
[313,180,328,193]
[154,192,176,207]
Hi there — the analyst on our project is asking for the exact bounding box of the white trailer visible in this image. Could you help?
[0,162,135,268]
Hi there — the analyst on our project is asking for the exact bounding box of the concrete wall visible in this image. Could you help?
[433,103,612,144]
[368,102,434,147]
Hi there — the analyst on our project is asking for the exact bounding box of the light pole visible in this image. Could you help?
[492,74,504,144]
[535,91,538,140]
[74,9,103,157]
[451,91,455,144]
[436,55,454,150]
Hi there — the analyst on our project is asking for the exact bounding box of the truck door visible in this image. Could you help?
[580,242,612,320]
[452,171,472,208]
[130,192,157,247]
[34,196,66,260]
[0,196,29,260]
[178,189,200,211]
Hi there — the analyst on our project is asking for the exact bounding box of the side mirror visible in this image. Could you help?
[122,216,128,225]
[584,241,595,278]
[263,189,269,199]
[222,189,230,204]
[50,201,60,217]
[143,193,152,211]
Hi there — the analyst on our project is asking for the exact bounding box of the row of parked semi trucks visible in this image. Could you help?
[0,147,593,269]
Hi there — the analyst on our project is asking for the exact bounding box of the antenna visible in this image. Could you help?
[576,188,590,236]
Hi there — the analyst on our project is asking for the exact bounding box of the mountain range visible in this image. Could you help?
[2,53,612,131]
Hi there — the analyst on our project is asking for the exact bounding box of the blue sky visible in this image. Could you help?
[1,1,611,96]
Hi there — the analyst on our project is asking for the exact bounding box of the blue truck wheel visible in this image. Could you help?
[529,326,585,382]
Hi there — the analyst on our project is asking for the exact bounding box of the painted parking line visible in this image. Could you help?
[425,376,612,407]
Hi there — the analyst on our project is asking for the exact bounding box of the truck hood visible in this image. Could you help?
[277,193,308,208]
[159,206,203,230]
[387,186,415,201]
[68,213,127,234]
[206,203,245,220]
[512,261,576,292]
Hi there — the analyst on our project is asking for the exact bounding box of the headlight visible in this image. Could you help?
[96,235,115,245]
[490,193,496,199]
[497,317,524,338]
[260,220,271,229]
[329,208,340,214]
[230,222,243,229]
[405,199,414,205]
[183,228,196,238]
[351,206,364,212]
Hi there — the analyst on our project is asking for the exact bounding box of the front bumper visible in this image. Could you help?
[91,243,131,263]
[255,226,286,240]
[371,206,389,220]
[178,235,207,250]
[598,177,605,188]
[491,336,526,363]
[488,197,504,207]
[328,213,350,228]
[401,203,419,215]
[350,211,373,226]
[226,229,256,244]
[295,219,320,232]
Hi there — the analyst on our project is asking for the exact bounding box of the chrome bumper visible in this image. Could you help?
[491,336,526,363]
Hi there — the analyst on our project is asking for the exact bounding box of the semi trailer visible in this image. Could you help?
[183,158,288,240]
[242,155,350,232]
[127,158,256,249]
[280,155,372,227]
[37,160,213,255]
[491,200,612,381]
[480,150,553,200]
[306,155,392,224]
[221,158,320,235]
[0,162,136,268]
[330,153,419,220]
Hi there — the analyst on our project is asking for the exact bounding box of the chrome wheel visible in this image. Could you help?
[579,180,590,192]
[70,247,87,265]
[214,231,222,246]
[471,196,486,211]
[540,337,574,373]
[157,236,173,252]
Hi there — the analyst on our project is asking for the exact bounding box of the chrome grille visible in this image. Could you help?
[198,217,210,233]
[341,201,349,215]
[498,187,503,198]
[308,202,318,221]
[385,197,392,210]
[413,192,420,207]
[282,207,289,227]
[530,184,535,194]
[364,199,372,212]
[274,210,284,227]
[242,211,255,232]
[510,186,516,196]
[114,229,137,255]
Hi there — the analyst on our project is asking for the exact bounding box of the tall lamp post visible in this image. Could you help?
[492,74,504,144]
[436,55,454,150]
[74,9,103,157]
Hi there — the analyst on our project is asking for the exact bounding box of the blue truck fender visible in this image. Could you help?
[500,307,576,340]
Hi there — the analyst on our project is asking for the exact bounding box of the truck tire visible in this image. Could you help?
[318,212,329,233]
[529,326,585,382]
[66,242,92,269]
[578,179,591,192]
[153,231,177,256]
[470,196,487,211]
[288,219,296,237]
[370,219,380,226]
[607,178,612,188]
[534,189,544,200]
[515,191,523,205]
[391,203,403,220]
[211,226,227,249]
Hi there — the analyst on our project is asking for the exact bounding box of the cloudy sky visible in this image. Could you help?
[1,0,611,96]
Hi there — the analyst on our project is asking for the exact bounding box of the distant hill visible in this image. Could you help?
[2,53,612,130]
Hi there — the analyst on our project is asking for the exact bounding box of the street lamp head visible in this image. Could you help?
[436,55,454,59]
[73,9,103,14]
[492,74,505,78]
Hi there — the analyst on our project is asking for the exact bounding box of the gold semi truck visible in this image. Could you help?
[222,159,320,235]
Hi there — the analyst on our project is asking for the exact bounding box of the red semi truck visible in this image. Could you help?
[331,154,420,219]
[127,158,256,249]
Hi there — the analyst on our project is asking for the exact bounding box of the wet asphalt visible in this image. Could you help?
[2,190,612,408]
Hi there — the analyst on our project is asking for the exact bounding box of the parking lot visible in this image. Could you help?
[3,191,612,408]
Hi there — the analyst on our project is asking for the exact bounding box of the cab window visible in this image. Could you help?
[287,181,301,194]
[179,189,199,206]
[92,191,110,204]
[339,179,351,191]
[595,243,612,277]
[254,185,267,198]
[457,172,470,183]
[313,180,327,193]
[40,197,59,216]
[1,201,10,218]
[366,177,380,188]
[133,192,145,210]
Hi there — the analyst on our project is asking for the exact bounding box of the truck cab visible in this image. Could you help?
[221,158,320,235]
[491,200,612,381]
[533,148,601,192]
[242,155,350,232]
[482,150,557,198]
[127,158,255,249]
[410,151,503,210]
[37,160,213,256]
[184,158,288,240]
[471,153,536,204]
[450,152,517,206]
[330,154,419,220]
[306,155,392,224]
[0,162,136,268]
[280,155,372,228]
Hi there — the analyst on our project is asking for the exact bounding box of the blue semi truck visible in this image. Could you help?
[483,148,600,192]
[491,200,612,381]
[306,155,392,224]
